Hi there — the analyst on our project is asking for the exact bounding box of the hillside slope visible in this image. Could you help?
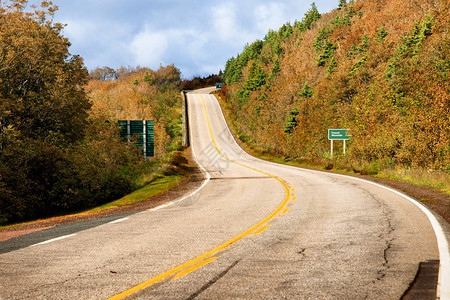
[222,0,449,176]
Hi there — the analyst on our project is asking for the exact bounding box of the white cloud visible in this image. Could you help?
[212,2,238,41]
[60,17,132,69]
[254,3,287,32]
[211,2,260,48]
[199,64,225,75]
[62,19,92,44]
[127,26,211,77]
[130,28,169,68]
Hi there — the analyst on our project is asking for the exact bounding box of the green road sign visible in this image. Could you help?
[118,120,154,158]
[328,129,351,140]
[328,129,351,158]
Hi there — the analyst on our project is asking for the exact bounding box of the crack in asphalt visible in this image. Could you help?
[298,248,306,256]
[377,237,394,282]
[375,209,395,283]
[184,259,241,300]
[355,186,396,299]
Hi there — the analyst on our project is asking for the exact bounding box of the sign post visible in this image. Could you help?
[328,129,351,158]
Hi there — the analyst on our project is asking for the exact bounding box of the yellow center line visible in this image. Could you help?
[172,257,218,280]
[251,225,270,236]
[281,207,290,214]
[108,93,292,300]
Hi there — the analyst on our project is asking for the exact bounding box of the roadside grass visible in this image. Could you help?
[83,174,184,213]
[0,147,194,230]
[378,168,450,194]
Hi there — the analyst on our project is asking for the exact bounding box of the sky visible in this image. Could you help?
[32,0,338,78]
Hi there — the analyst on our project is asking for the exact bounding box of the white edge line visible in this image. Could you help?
[147,91,211,213]
[347,174,449,299]
[109,217,129,224]
[327,171,449,299]
[31,233,77,246]
[208,89,449,300]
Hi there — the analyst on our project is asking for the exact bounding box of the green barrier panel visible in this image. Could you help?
[118,120,154,158]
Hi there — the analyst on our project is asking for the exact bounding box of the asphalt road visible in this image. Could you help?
[1,87,448,299]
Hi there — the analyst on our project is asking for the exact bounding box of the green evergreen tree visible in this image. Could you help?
[300,83,314,98]
[338,0,346,10]
[295,2,321,32]
[245,61,266,91]
[284,108,299,134]
[377,26,388,42]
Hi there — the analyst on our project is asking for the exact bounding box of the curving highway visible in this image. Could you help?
[0,87,448,299]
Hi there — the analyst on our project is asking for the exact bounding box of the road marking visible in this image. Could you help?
[291,196,297,201]
[281,207,290,214]
[31,234,76,246]
[251,225,270,236]
[109,217,129,224]
[172,257,218,280]
[108,92,292,300]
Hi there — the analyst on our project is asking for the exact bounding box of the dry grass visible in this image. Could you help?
[379,168,450,195]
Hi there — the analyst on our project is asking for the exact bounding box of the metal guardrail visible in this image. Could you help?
[181,90,190,148]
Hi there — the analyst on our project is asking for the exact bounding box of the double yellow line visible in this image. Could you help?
[109,94,293,299]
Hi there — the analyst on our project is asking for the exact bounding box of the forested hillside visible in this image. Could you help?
[87,65,183,156]
[222,0,449,177]
[0,1,183,225]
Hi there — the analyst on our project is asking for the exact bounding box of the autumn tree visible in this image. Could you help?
[90,66,117,80]
[0,1,91,146]
[87,64,184,157]
[0,1,155,224]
